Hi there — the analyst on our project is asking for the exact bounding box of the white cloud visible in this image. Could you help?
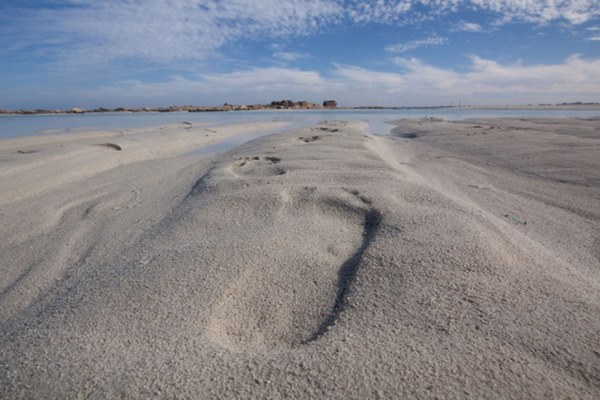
[457,21,483,32]
[61,55,599,108]
[345,0,413,24]
[4,0,342,65]
[467,0,599,25]
[344,1,600,25]
[386,54,600,101]
[84,67,331,106]
[2,1,600,109]
[272,52,312,62]
[5,52,599,109]
[202,67,326,90]
[385,37,448,53]
[334,64,406,90]
[3,1,599,68]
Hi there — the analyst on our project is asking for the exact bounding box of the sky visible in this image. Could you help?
[1,0,599,109]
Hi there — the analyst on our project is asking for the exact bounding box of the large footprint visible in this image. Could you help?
[207,187,380,353]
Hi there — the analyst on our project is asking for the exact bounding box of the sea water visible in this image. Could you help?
[1,108,599,140]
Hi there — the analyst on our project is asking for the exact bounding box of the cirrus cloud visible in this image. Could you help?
[385,37,448,53]
[2,1,599,109]
[2,1,599,67]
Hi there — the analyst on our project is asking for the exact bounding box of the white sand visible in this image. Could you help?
[0,117,599,398]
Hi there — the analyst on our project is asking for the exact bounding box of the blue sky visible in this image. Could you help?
[1,1,599,109]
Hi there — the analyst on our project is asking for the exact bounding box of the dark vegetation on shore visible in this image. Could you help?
[0,100,328,115]
[1,101,598,116]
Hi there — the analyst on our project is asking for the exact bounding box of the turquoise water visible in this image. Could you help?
[1,108,599,139]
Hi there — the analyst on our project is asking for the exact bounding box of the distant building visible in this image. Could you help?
[271,100,295,109]
[323,100,337,108]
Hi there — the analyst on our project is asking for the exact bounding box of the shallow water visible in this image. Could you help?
[186,123,302,156]
[2,108,599,140]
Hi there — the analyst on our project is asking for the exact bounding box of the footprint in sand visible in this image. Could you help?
[299,135,320,143]
[207,187,381,353]
[231,155,286,177]
[93,143,122,151]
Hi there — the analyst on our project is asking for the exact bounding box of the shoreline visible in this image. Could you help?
[3,108,600,142]
[2,103,600,116]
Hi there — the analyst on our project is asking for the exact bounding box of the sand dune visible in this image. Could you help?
[1,118,599,398]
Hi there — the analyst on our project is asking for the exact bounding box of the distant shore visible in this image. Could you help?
[2,101,599,116]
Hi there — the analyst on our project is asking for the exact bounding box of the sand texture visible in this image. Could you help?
[0,117,599,398]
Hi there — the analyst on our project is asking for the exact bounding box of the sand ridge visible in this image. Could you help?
[1,119,599,398]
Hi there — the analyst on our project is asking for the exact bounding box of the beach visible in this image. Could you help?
[1,117,599,398]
